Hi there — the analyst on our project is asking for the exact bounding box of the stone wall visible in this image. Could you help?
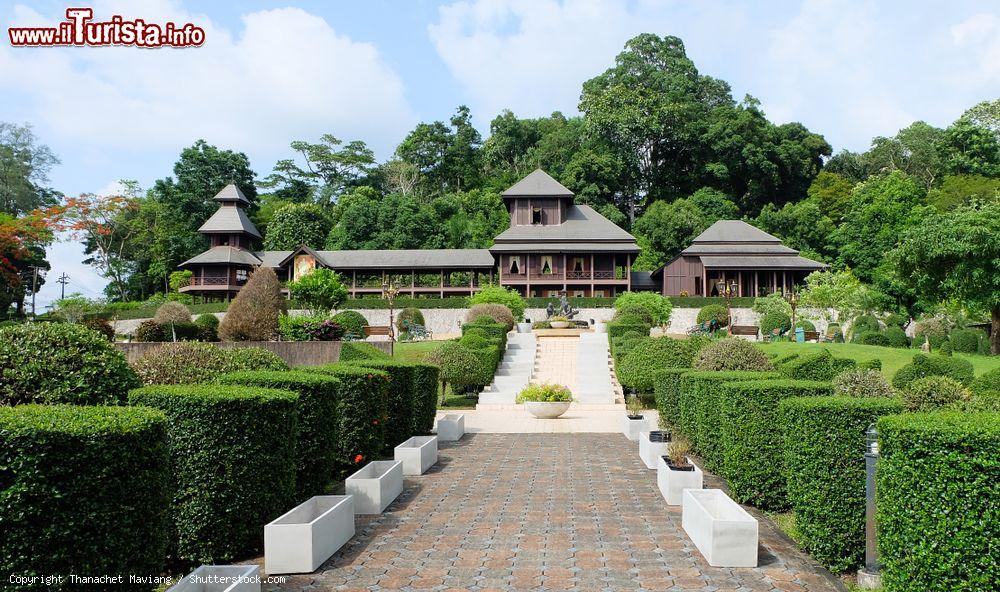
[114,340,393,366]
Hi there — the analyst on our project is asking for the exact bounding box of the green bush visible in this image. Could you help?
[194,313,219,341]
[217,371,340,497]
[410,363,440,434]
[778,349,857,381]
[850,314,880,338]
[79,317,115,341]
[339,341,390,361]
[465,303,515,331]
[693,339,774,372]
[461,318,508,345]
[613,291,673,326]
[652,368,689,426]
[0,405,170,591]
[396,306,426,334]
[468,285,526,320]
[780,396,904,572]
[306,364,389,474]
[343,359,419,447]
[882,326,910,348]
[860,358,882,371]
[0,322,139,405]
[134,319,168,342]
[912,318,948,349]
[795,318,817,332]
[759,311,791,336]
[883,312,908,328]
[607,321,651,342]
[971,367,1000,396]
[902,376,970,411]
[426,341,485,397]
[949,328,987,354]
[613,304,654,325]
[224,347,289,372]
[332,310,368,339]
[616,337,706,393]
[516,382,573,402]
[719,379,833,509]
[696,304,730,328]
[128,385,297,563]
[679,371,780,471]
[891,353,975,390]
[833,369,894,398]
[131,343,288,385]
[854,330,890,346]
[876,412,999,592]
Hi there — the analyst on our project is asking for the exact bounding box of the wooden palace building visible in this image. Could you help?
[178,170,822,300]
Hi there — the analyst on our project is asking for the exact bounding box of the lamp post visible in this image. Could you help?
[381,280,401,352]
[786,289,799,341]
[716,279,738,334]
[859,424,882,589]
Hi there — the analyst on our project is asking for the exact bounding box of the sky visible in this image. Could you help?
[1,0,998,308]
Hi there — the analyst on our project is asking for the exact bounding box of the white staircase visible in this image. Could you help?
[476,333,537,408]
[574,332,616,405]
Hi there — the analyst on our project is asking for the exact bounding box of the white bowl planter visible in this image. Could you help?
[524,401,571,418]
[639,430,671,469]
[656,455,704,505]
[394,435,438,475]
[682,489,759,568]
[168,565,260,592]
[621,414,647,441]
[345,460,404,514]
[549,320,570,328]
[264,495,355,575]
[435,413,465,441]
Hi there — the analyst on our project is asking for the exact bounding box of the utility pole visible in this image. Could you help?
[28,265,43,319]
[57,273,70,300]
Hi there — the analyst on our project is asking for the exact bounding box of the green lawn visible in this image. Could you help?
[757,341,1000,379]
[392,340,477,408]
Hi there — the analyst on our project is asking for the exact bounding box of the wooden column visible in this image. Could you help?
[526,254,531,298]
[626,254,632,291]
[410,270,415,297]
[590,253,595,296]
[439,270,444,298]
[754,271,758,297]
[738,271,743,297]
[563,254,568,293]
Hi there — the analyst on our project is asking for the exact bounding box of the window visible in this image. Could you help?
[594,290,605,298]
[236,268,248,283]
[508,256,521,275]
[531,207,542,225]
[540,256,553,275]
[573,258,584,272]
[573,290,585,297]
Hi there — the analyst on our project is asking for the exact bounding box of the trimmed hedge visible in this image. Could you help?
[949,328,987,354]
[719,379,833,509]
[342,359,418,448]
[306,364,389,475]
[679,371,781,472]
[777,349,856,381]
[0,405,170,591]
[891,353,975,390]
[971,367,1000,396]
[338,341,390,361]
[780,396,904,572]
[411,363,440,434]
[877,412,999,592]
[128,384,297,563]
[331,310,368,338]
[608,322,651,343]
[216,371,340,498]
[616,337,706,393]
[652,368,689,426]
[0,322,140,405]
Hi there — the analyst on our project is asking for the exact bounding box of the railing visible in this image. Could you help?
[594,270,616,280]
[186,276,231,286]
[503,270,624,281]
[566,271,589,280]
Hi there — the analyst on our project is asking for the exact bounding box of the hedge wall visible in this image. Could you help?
[0,405,170,591]
[128,384,297,563]
[306,364,389,476]
[653,368,689,427]
[616,337,704,393]
[780,396,904,572]
[411,363,440,434]
[777,349,856,381]
[876,412,999,592]
[719,379,833,509]
[343,359,417,448]
[680,371,781,472]
[216,371,340,498]
[892,354,975,390]
[338,341,390,361]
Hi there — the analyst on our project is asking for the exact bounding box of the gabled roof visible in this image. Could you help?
[180,246,262,267]
[688,220,782,244]
[255,248,496,270]
[198,204,262,239]
[502,169,574,199]
[213,184,251,205]
[491,204,636,245]
[699,255,827,270]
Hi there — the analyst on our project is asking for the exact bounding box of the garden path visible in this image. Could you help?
[261,434,844,592]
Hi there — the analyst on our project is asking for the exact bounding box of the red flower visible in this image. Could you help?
[373,419,379,425]
[354,454,364,464]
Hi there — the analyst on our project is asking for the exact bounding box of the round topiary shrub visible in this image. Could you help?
[465,303,515,331]
[971,367,1000,396]
[795,319,817,332]
[153,301,192,326]
[617,337,705,392]
[693,339,774,371]
[468,285,526,320]
[194,313,220,341]
[426,341,486,397]
[912,318,948,349]
[0,323,139,405]
[613,292,672,326]
[902,376,970,411]
[0,405,171,588]
[759,311,791,336]
[396,307,426,334]
[225,346,289,372]
[892,353,975,390]
[855,331,891,347]
[134,319,168,342]
[850,315,881,338]
[949,328,987,354]
[696,304,730,328]
[883,312,908,328]
[613,304,654,325]
[79,317,115,341]
[332,310,368,339]
[833,369,894,398]
[882,326,911,348]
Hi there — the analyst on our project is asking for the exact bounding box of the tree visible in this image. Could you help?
[286,268,348,315]
[218,266,285,341]
[263,204,332,250]
[925,174,1000,211]
[396,105,483,197]
[807,171,854,222]
[0,122,60,216]
[50,293,100,323]
[632,198,706,269]
[688,187,739,220]
[264,134,376,204]
[890,200,1000,353]
[754,200,837,262]
[799,269,885,324]
[0,207,62,316]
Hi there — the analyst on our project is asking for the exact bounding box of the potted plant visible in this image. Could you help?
[656,439,704,505]
[517,383,573,418]
[621,394,647,441]
[639,429,671,469]
[549,315,570,329]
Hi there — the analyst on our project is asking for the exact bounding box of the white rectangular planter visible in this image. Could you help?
[639,430,671,469]
[168,564,260,592]
[394,435,438,475]
[345,460,403,514]
[657,455,704,505]
[435,414,465,441]
[622,414,647,441]
[682,489,759,568]
[264,495,355,574]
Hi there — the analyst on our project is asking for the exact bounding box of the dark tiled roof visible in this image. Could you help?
[255,248,495,270]
[501,169,574,198]
[699,255,827,269]
[198,205,262,238]
[686,220,782,245]
[492,204,636,244]
[683,243,798,256]
[180,246,262,267]
[489,242,639,253]
[213,184,251,204]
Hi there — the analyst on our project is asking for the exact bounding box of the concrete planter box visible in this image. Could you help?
[264,495,355,574]
[656,455,704,505]
[524,401,571,418]
[517,322,533,333]
[345,460,403,514]
[639,430,671,469]
[682,489,759,568]
[394,436,438,475]
[435,413,465,441]
[622,414,647,441]
[168,565,260,591]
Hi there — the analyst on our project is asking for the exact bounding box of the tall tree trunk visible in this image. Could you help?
[992,306,999,355]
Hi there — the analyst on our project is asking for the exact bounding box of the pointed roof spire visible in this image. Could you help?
[213,183,251,205]
[502,169,574,199]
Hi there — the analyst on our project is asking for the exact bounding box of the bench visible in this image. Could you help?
[730,325,760,340]
[803,331,820,342]
[364,326,393,339]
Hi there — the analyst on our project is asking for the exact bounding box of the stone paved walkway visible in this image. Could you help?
[261,434,844,592]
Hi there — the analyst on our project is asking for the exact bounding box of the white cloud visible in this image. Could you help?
[0,1,415,159]
[950,13,1000,88]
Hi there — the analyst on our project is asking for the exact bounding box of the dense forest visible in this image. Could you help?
[1,34,998,319]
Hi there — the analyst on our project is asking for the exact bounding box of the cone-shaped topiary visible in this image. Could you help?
[218,267,286,341]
